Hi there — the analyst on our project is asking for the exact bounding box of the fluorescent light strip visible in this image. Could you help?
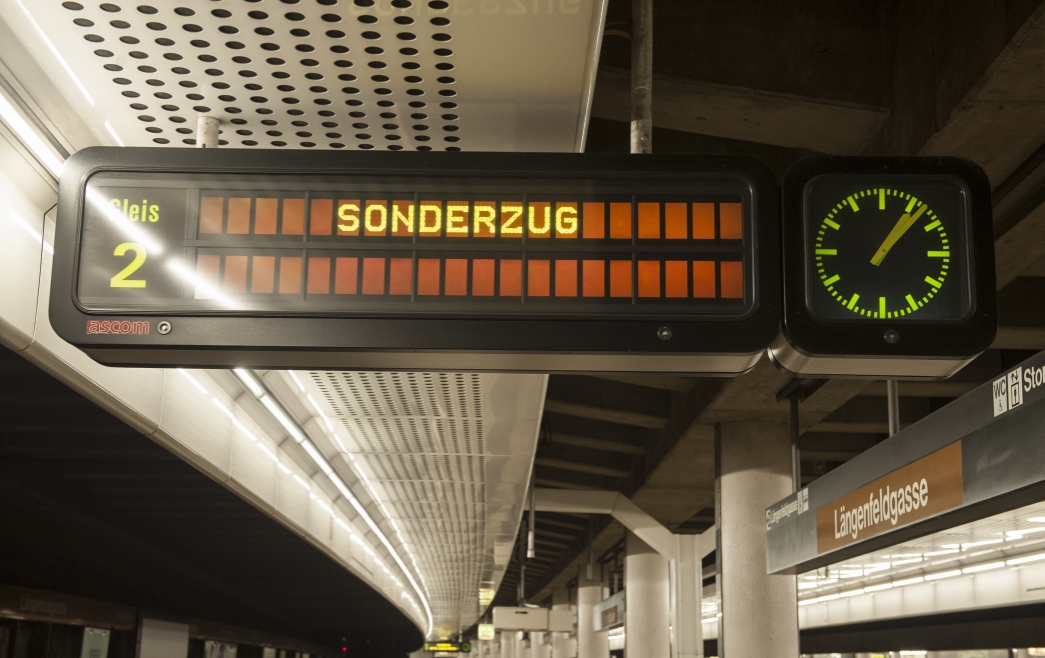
[803,551,1045,605]
[892,576,924,587]
[179,367,427,626]
[962,561,1004,574]
[239,369,433,635]
[922,549,959,557]
[234,368,264,396]
[0,89,63,176]
[924,569,961,581]
[289,372,431,601]
[288,371,307,392]
[6,211,53,253]
[177,368,208,395]
[1006,527,1045,539]
[1007,552,1045,566]
[104,121,125,147]
[260,395,305,442]
[961,538,1003,550]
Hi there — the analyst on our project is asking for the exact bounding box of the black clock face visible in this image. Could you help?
[804,176,971,323]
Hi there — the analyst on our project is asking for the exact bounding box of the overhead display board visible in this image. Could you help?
[50,148,780,373]
[424,642,471,653]
[769,157,996,379]
[424,643,474,655]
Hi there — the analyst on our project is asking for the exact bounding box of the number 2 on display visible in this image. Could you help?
[110,242,147,288]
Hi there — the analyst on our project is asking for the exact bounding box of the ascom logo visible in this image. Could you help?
[87,320,150,335]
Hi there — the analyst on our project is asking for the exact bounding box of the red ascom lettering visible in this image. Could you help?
[86,320,151,335]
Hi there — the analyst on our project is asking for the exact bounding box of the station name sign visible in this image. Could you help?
[50,148,780,373]
[816,442,963,553]
[766,350,1045,574]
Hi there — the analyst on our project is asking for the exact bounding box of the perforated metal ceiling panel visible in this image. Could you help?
[0,0,606,152]
[291,371,545,639]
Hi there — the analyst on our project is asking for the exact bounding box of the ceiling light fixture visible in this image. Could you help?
[962,562,1005,574]
[104,121,125,147]
[961,539,1004,550]
[922,549,959,557]
[7,211,53,253]
[0,88,64,176]
[235,368,434,636]
[1007,552,1045,566]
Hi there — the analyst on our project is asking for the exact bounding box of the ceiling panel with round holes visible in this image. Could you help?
[1,0,606,153]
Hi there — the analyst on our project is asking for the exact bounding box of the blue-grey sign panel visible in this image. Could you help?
[767,349,1045,574]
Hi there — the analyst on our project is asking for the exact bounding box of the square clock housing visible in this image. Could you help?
[769,156,997,379]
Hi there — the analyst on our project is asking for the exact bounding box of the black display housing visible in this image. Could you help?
[50,147,781,374]
[772,156,997,379]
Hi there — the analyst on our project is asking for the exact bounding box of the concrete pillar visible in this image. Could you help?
[501,632,515,658]
[718,420,799,657]
[577,564,608,658]
[530,633,543,658]
[137,618,188,658]
[673,534,703,658]
[624,531,670,658]
[551,586,571,658]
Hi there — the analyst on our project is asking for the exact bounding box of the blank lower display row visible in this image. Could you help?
[195,254,745,301]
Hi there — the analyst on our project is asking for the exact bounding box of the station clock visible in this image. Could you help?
[770,157,997,379]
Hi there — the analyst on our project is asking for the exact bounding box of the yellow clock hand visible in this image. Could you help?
[870,203,928,266]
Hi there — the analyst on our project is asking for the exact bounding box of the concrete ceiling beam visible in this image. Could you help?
[534,458,630,479]
[546,432,646,455]
[992,326,1045,350]
[533,478,601,491]
[542,399,668,429]
[861,381,979,398]
[590,66,887,155]
[799,450,862,462]
[591,375,696,393]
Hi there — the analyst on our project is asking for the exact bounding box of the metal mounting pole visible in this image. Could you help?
[526,477,536,559]
[587,515,594,581]
[196,115,219,148]
[887,380,900,436]
[518,543,526,605]
[790,397,801,491]
[630,0,652,154]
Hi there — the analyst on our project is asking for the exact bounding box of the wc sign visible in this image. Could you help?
[993,368,1024,416]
